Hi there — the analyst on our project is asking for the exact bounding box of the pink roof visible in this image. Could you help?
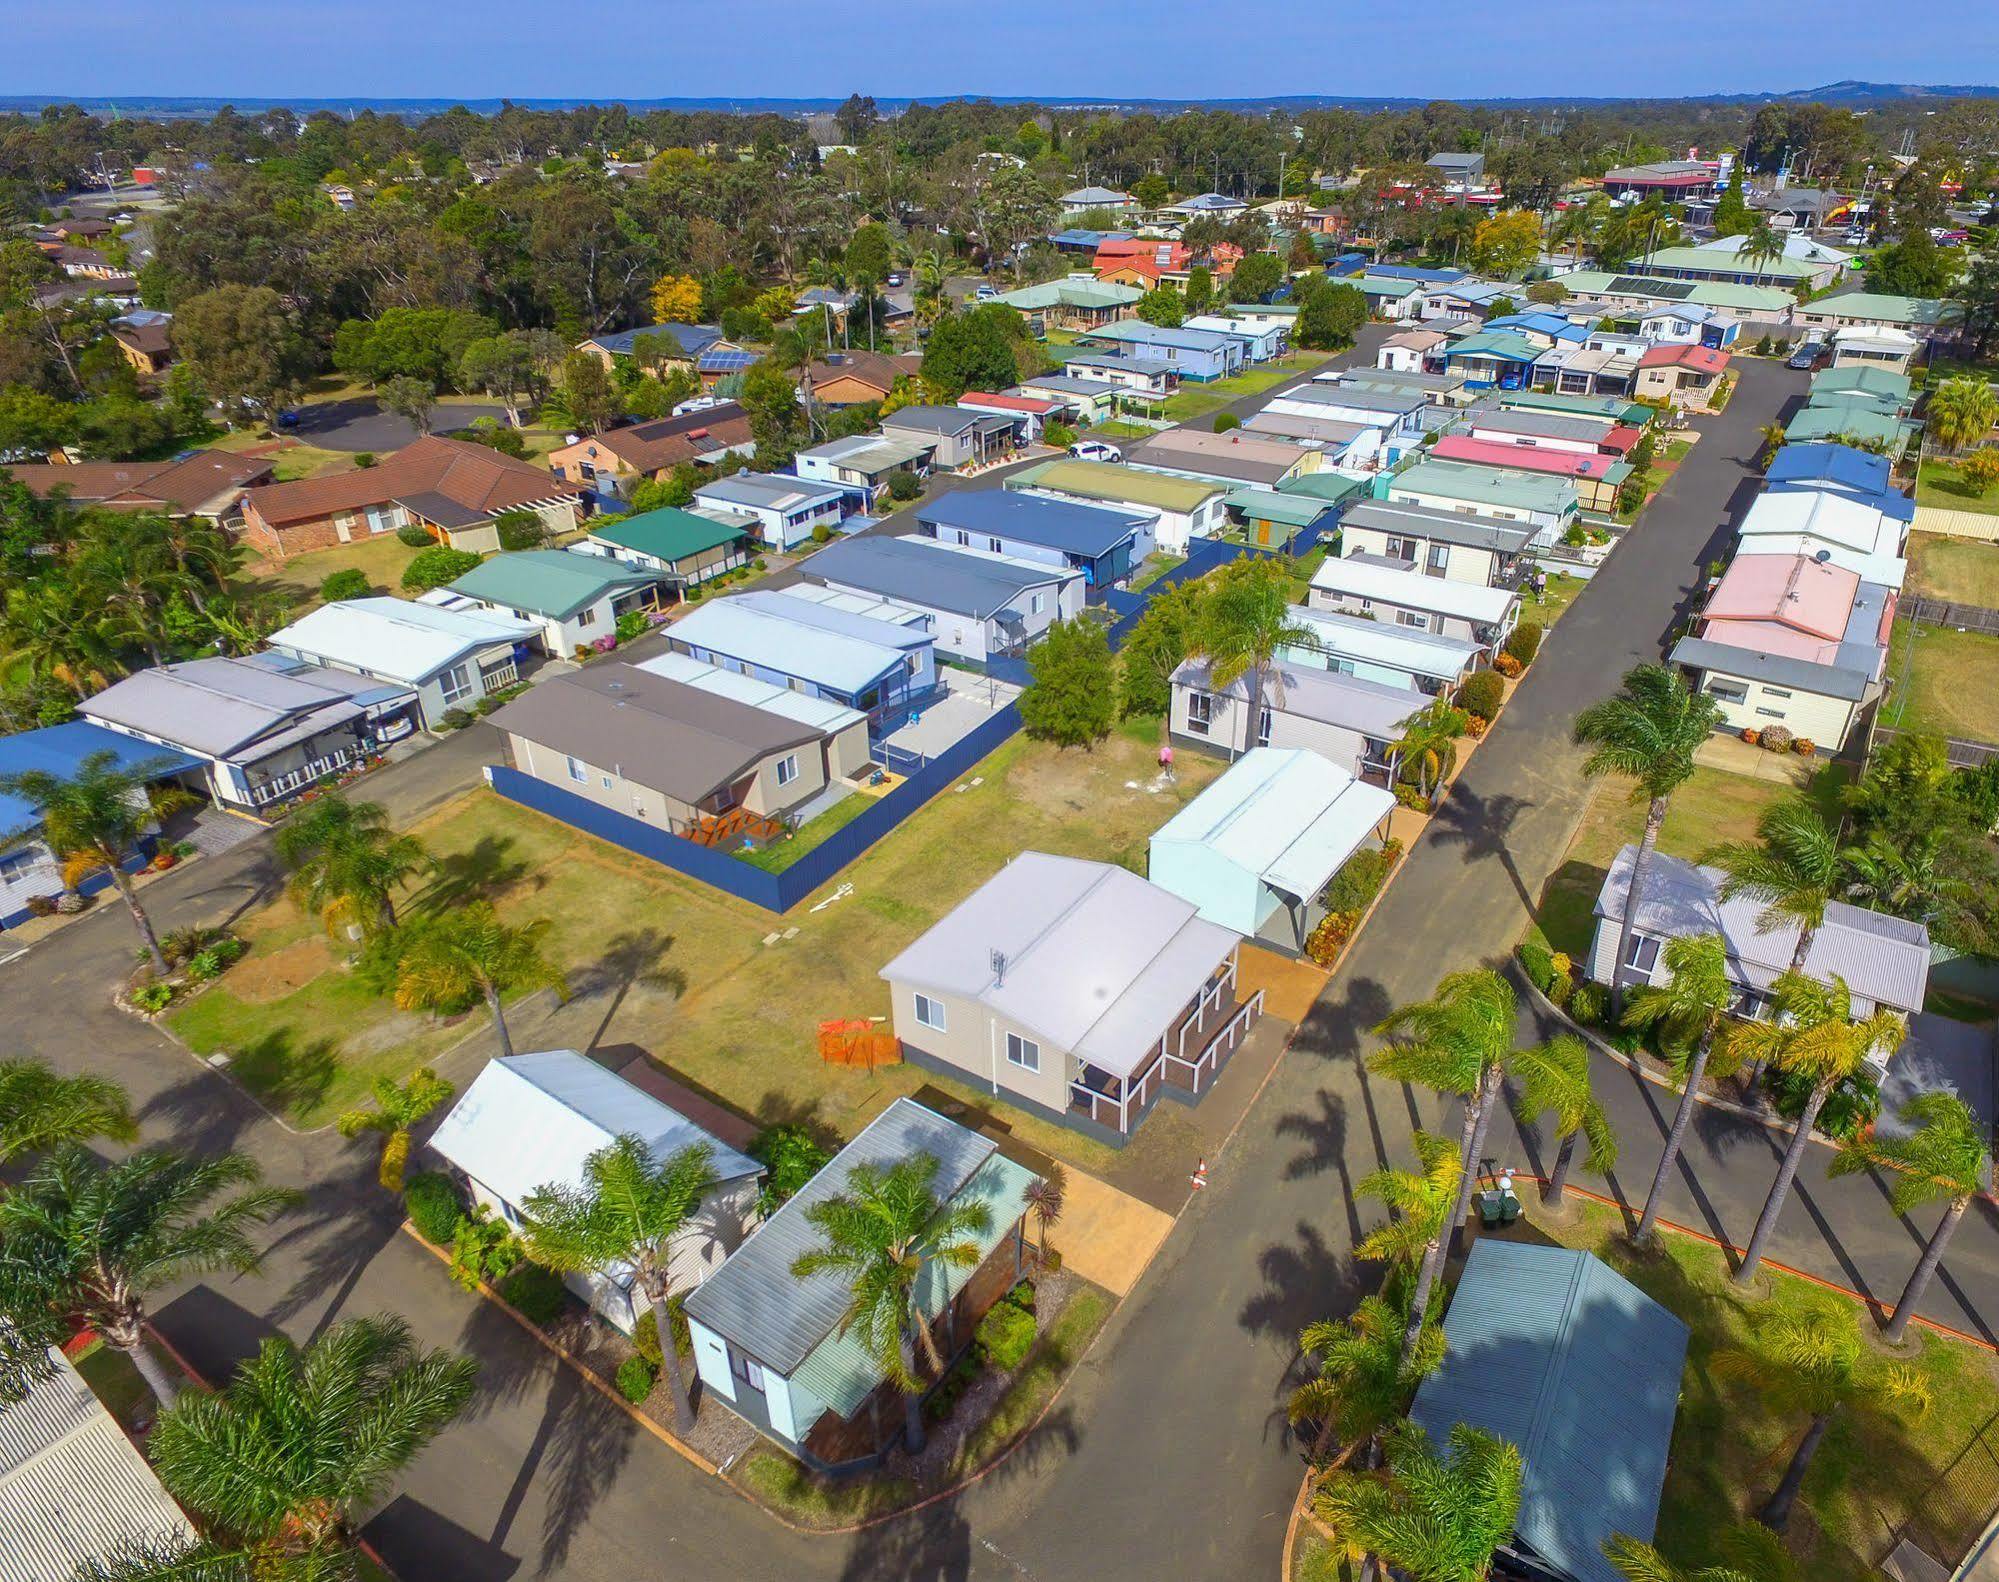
[1701,553,1860,663]
[1430,436,1621,482]
[1639,343,1730,374]
[961,392,1061,415]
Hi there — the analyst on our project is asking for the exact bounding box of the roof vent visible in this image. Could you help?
[990,948,1007,987]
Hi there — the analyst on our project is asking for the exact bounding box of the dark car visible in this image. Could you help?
[1787,340,1825,371]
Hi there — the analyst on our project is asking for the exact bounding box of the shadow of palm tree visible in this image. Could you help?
[1275,1091,1364,1246]
[410,835,531,915]
[1426,786,1538,918]
[224,1030,339,1123]
[568,928,688,1053]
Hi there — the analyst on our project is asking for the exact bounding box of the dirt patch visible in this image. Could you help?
[341,1006,473,1059]
[226,934,339,1003]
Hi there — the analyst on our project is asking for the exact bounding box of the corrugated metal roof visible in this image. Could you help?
[1008,459,1224,513]
[447,549,660,621]
[917,490,1147,560]
[1288,605,1482,683]
[77,655,397,761]
[1670,634,1874,702]
[1737,489,1903,557]
[683,1098,1002,1375]
[1764,442,1896,502]
[1311,555,1520,623]
[806,534,1075,620]
[1341,500,1537,555]
[637,653,866,735]
[1172,657,1421,738]
[663,598,909,695]
[0,723,200,841]
[268,596,536,684]
[1391,459,1579,516]
[1409,1241,1688,1582]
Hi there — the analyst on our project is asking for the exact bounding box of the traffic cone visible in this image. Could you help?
[1190,1157,1208,1190]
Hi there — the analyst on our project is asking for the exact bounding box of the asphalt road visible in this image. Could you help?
[290,398,510,453]
[14,349,1989,1582]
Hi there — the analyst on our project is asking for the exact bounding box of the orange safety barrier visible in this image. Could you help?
[818,1018,902,1068]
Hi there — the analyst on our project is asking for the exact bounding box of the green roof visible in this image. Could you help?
[1445,329,1545,364]
[1389,458,1579,515]
[991,278,1144,312]
[1805,387,1905,419]
[1810,365,1912,403]
[1223,488,1330,528]
[1803,290,1962,327]
[1784,405,1909,448]
[585,506,749,563]
[1636,245,1818,280]
[1356,275,1422,299]
[1278,471,1368,504]
[1495,389,1653,425]
[1009,458,1225,513]
[1558,270,1795,312]
[447,549,659,620]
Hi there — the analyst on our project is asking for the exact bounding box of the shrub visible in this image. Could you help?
[320,567,371,602]
[975,1299,1037,1370]
[1304,909,1360,967]
[615,1354,658,1404]
[401,545,482,593]
[131,982,173,1013]
[1754,333,1774,356]
[449,1210,523,1291]
[498,1263,567,1326]
[886,470,922,502]
[1794,737,1816,756]
[1003,1278,1036,1315]
[440,707,473,731]
[1502,623,1542,666]
[810,524,834,544]
[752,556,768,570]
[395,523,433,547]
[354,452,377,469]
[615,609,649,644]
[1393,784,1430,811]
[750,1124,834,1216]
[632,1295,689,1363]
[923,1353,981,1422]
[1041,420,1077,448]
[1568,980,1608,1027]
[1758,724,1794,753]
[495,509,549,552]
[403,1172,462,1245]
[1545,952,1575,1008]
[1458,668,1505,722]
[1740,728,1761,746]
[1323,839,1402,914]
[1493,652,1523,679]
[1517,938,1555,995]
[1213,412,1241,433]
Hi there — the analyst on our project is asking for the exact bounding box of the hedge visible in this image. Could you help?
[403,1171,462,1245]
[319,567,372,602]
[498,1263,567,1326]
[402,545,483,593]
[975,1300,1037,1370]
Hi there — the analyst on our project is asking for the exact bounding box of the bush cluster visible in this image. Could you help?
[1516,938,1555,995]
[1567,980,1608,1027]
[1323,839,1403,915]
[616,1354,658,1404]
[1502,624,1543,666]
[750,1124,833,1216]
[1458,669,1504,723]
[976,1299,1038,1370]
[632,1295,691,1362]
[395,523,434,547]
[499,1263,567,1326]
[320,567,372,602]
[403,1171,463,1245]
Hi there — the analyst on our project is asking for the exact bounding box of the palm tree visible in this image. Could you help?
[275,795,429,940]
[0,1057,135,1163]
[1756,422,1788,469]
[67,1536,339,1581]
[1189,556,1315,760]
[1368,970,1526,1364]
[0,1145,296,1406]
[1829,1091,1991,1344]
[2,577,126,699]
[1509,1034,1616,1205]
[1572,665,1724,1012]
[790,1152,992,1456]
[1289,1293,1445,1469]
[148,1314,476,1559]
[1739,220,1788,283]
[1713,1299,1930,1531]
[1604,1521,1800,1582]
[1926,375,1999,454]
[1620,934,1746,1243]
[335,1068,454,1192]
[1390,700,1463,806]
[1721,972,1908,1286]
[1352,1129,1462,1298]
[1703,796,1855,976]
[1022,1164,1066,1263]
[1313,1419,1524,1582]
[0,748,187,973]
[391,902,569,1059]
[519,1135,719,1434]
[911,249,947,326]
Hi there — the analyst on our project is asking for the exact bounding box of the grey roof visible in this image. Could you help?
[916,490,1146,560]
[806,534,1075,620]
[78,653,408,761]
[1469,407,1614,444]
[1172,656,1421,738]
[1063,350,1178,377]
[1280,383,1427,417]
[1125,438,1299,487]
[1410,1240,1689,1582]
[1243,410,1373,446]
[1593,843,1931,1014]
[881,405,1011,439]
[1669,634,1873,702]
[489,662,821,804]
[1340,500,1537,555]
[1017,374,1121,399]
[683,1097,998,1374]
[691,472,845,512]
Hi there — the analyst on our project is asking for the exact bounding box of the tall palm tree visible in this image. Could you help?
[1391,700,1463,806]
[1509,1034,1616,1205]
[519,1135,719,1435]
[2,577,126,699]
[0,1145,296,1406]
[1368,970,1526,1364]
[1620,934,1746,1243]
[1713,1300,1930,1531]
[1739,220,1788,283]
[790,1152,992,1456]
[335,1068,454,1193]
[1926,375,1999,454]
[275,795,429,939]
[911,249,947,325]
[1721,972,1907,1286]
[1572,664,1724,1012]
[1604,1521,1799,1582]
[1829,1091,1991,1344]
[391,902,569,1059]
[1314,1419,1524,1582]
[1756,422,1788,469]
[0,1057,135,1163]
[1190,556,1315,760]
[148,1315,476,1559]
[1352,1129,1462,1300]
[1703,796,1855,976]
[0,748,186,973]
[1289,1293,1445,1469]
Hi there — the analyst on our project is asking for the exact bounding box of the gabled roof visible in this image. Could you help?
[1341,499,1537,555]
[691,472,845,513]
[1469,407,1615,444]
[5,449,273,513]
[1493,389,1653,425]
[585,506,751,563]
[1172,656,1420,738]
[1444,329,1548,365]
[0,722,199,841]
[78,654,405,762]
[661,597,910,695]
[806,534,1076,620]
[916,489,1146,560]
[1430,436,1631,485]
[268,597,536,684]
[1736,489,1903,558]
[1389,459,1579,516]
[800,350,920,395]
[585,322,726,358]
[1805,290,1961,327]
[1078,320,1242,355]
[447,549,660,621]
[987,277,1143,312]
[1289,605,1482,683]
[1810,364,1912,403]
[559,405,753,473]
[881,405,1009,439]
[1764,442,1895,500]
[635,652,867,735]
[245,435,575,528]
[1312,554,1521,623]
[1639,343,1730,374]
[1669,634,1876,701]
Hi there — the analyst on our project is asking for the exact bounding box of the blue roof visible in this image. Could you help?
[589,322,724,359]
[1048,229,1135,247]
[697,347,758,374]
[1410,1241,1689,1582]
[1363,263,1465,285]
[1765,442,1895,500]
[916,489,1147,561]
[667,597,910,696]
[0,722,200,841]
[1488,312,1588,342]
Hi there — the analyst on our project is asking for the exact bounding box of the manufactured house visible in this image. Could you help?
[956,391,1065,443]
[1058,185,1138,215]
[1354,275,1424,321]
[915,489,1151,588]
[1829,325,1921,373]
[1074,320,1246,381]
[879,406,1020,471]
[1263,382,1426,446]
[1633,239,1835,292]
[1634,343,1732,406]
[1149,747,1396,952]
[804,534,1083,661]
[1012,373,1122,426]
[1007,458,1228,555]
[793,434,934,504]
[1734,487,1908,584]
[1060,350,1179,398]
[1811,364,1913,411]
[1427,435,1632,514]
[1553,272,1795,329]
[660,589,935,718]
[987,277,1142,335]
[1338,500,1536,587]
[1792,290,1962,338]
[1442,329,1547,391]
[1764,443,1902,507]
[428,1050,762,1330]
[1169,657,1418,785]
[1377,327,1452,372]
[1783,398,1910,453]
[1633,301,1740,350]
[545,404,755,500]
[1241,409,1384,469]
[881,855,1257,1141]
[1309,553,1521,652]
[266,598,537,730]
[1463,406,1626,458]
[1125,429,1318,491]
[574,506,754,590]
[1383,459,1579,541]
[689,473,848,551]
[442,550,664,655]
[1283,604,1482,696]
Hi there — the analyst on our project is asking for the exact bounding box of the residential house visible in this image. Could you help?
[881,855,1256,1140]
[1058,185,1138,216]
[1633,239,1842,292]
[1783,396,1910,452]
[804,534,1084,661]
[878,406,1019,471]
[1338,500,1536,586]
[1828,325,1921,372]
[1464,406,1629,457]
[1417,278,1518,322]
[574,506,753,591]
[1442,329,1548,391]
[1427,436,1633,514]
[1263,383,1427,445]
[1409,1240,1690,1582]
[1219,303,1303,339]
[792,434,935,505]
[0,723,197,930]
[660,589,935,718]
[1764,442,1902,506]
[1378,327,1452,372]
[1148,747,1397,952]
[1182,313,1287,363]
[108,316,174,376]
[5,450,272,523]
[1006,458,1228,554]
[1354,275,1425,321]
[797,350,922,409]
[241,435,581,558]
[1125,428,1319,491]
[1735,487,1908,584]
[1383,459,1579,541]
[1167,191,1248,220]
[1060,350,1179,400]
[1633,301,1741,350]
[79,654,417,812]
[1240,409,1384,469]
[685,1098,1038,1467]
[1169,657,1419,785]
[1540,337,1647,398]
[1634,344,1732,406]
[1494,388,1653,426]
[441,549,665,655]
[915,490,1152,589]
[1425,151,1485,184]
[1282,605,1482,696]
[265,598,537,730]
[1587,845,1929,1025]
[1309,553,1521,652]
[987,276,1142,335]
[957,391,1065,443]
[491,662,869,837]
[545,404,756,501]
[1811,364,1913,410]
[427,1050,762,1331]
[688,473,848,552]
[1010,372,1125,426]
[1601,159,1721,200]
[1792,290,1964,338]
[1553,271,1795,329]
[1075,320,1247,381]
[575,322,732,374]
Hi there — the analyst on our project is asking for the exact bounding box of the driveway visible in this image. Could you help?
[289,398,511,453]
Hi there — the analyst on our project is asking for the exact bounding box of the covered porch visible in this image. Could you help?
[1068,952,1268,1136]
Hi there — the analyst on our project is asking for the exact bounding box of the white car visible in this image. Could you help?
[1068,440,1123,463]
[973,284,1001,302]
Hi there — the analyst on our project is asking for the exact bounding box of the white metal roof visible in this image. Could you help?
[637,652,866,734]
[267,597,536,683]
[1151,747,1396,906]
[1737,488,1905,558]
[1731,533,1906,589]
[1287,605,1482,683]
[663,597,910,694]
[1311,555,1521,624]
[773,582,932,630]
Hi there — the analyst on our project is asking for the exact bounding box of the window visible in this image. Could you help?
[438,663,472,706]
[1257,705,1273,747]
[1623,935,1661,976]
[602,776,614,789]
[1385,535,1419,560]
[0,849,37,881]
[1761,687,1794,700]
[1185,690,1212,734]
[1707,681,1749,705]
[1031,592,1046,615]
[1005,1033,1040,1072]
[566,756,588,783]
[576,607,597,628]
[1396,609,1430,628]
[775,754,800,787]
[914,993,946,1032]
[988,537,1003,554]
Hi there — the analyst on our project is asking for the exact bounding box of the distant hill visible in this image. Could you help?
[1780,80,1999,101]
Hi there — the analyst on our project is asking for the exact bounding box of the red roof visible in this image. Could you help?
[1430,436,1624,482]
[1639,344,1730,374]
[244,434,577,528]
[960,392,1061,415]
[1598,424,1644,456]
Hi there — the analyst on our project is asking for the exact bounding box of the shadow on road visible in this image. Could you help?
[1427,787,1538,920]
[367,1493,523,1582]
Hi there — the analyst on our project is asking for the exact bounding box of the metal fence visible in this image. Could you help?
[1879,1407,1999,1575]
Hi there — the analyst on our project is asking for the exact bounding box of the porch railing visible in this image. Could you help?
[248,748,357,806]
[1164,989,1265,1096]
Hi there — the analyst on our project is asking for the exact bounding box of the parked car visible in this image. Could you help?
[1069,440,1123,463]
[1787,340,1826,371]
[973,284,1001,303]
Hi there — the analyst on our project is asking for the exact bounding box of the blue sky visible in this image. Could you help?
[4,2,1995,101]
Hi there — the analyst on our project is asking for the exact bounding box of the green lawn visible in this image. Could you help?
[1882,617,1999,744]
[1160,354,1324,421]
[1087,419,1154,441]
[1917,459,1999,516]
[1129,552,1187,592]
[734,789,877,873]
[237,531,426,609]
[1524,569,1586,626]
[1908,532,1999,607]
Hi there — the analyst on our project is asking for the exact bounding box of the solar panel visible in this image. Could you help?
[1606,275,1695,300]
[698,348,758,373]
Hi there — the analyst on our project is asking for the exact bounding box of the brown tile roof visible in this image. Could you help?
[244,435,578,528]
[5,450,275,513]
[575,404,754,474]
[799,351,921,398]
[111,321,173,357]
